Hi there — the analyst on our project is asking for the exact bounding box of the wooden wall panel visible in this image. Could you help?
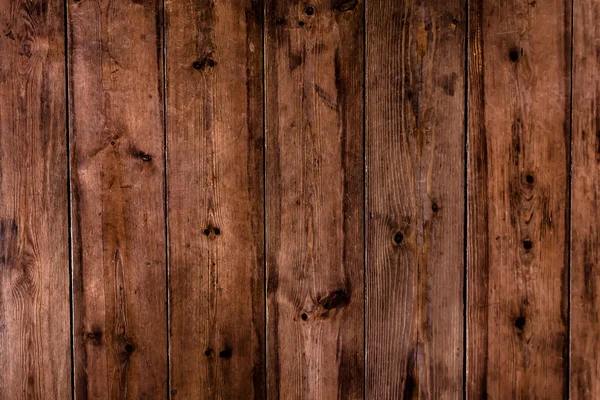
[366,0,466,398]
[467,0,571,397]
[0,0,70,397]
[571,0,600,397]
[68,0,167,397]
[265,0,364,398]
[165,0,265,398]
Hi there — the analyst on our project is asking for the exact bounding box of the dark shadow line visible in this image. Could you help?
[567,0,574,396]
[161,0,170,397]
[262,0,268,398]
[463,0,469,398]
[363,0,367,399]
[62,0,75,398]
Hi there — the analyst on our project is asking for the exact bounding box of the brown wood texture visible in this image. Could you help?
[165,0,265,398]
[7,0,600,398]
[366,1,466,398]
[0,0,71,398]
[68,0,168,397]
[265,0,364,398]
[467,0,571,397]
[571,0,600,397]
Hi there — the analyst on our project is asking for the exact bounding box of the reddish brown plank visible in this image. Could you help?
[265,1,364,398]
[165,0,265,398]
[467,0,570,397]
[0,0,71,397]
[68,0,168,397]
[366,0,466,398]
[571,0,600,397]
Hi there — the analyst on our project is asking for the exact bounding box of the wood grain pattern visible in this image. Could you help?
[467,0,571,397]
[165,0,265,398]
[265,0,364,398]
[0,0,71,398]
[366,0,466,398]
[68,0,167,397]
[571,0,600,397]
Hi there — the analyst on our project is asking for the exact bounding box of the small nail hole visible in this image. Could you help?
[452,18,459,25]
[204,349,212,357]
[204,228,211,236]
[432,203,440,213]
[193,61,203,70]
[305,6,315,15]
[509,48,520,62]
[214,228,220,235]
[394,232,404,245]
[298,21,304,26]
[125,344,134,353]
[301,313,308,321]
[523,240,533,250]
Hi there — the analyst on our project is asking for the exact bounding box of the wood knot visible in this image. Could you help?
[139,152,152,162]
[86,328,103,346]
[218,348,232,358]
[319,290,350,310]
[334,0,358,11]
[203,226,221,236]
[525,173,535,185]
[193,57,216,71]
[393,232,404,245]
[19,40,33,58]
[514,315,526,331]
[117,335,135,362]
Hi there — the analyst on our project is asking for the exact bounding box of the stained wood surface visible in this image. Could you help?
[571,0,600,397]
[265,0,364,398]
[0,0,71,398]
[68,0,168,397]
[4,0,600,398]
[165,0,265,398]
[366,1,466,398]
[467,0,571,397]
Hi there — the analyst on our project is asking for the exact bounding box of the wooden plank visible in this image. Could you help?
[467,0,570,397]
[571,0,600,397]
[366,1,465,398]
[0,0,70,397]
[68,0,167,397]
[265,0,364,398]
[165,0,265,398]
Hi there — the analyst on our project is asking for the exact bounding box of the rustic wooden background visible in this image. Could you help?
[0,0,595,398]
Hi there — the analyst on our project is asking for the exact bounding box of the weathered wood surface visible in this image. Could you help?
[265,0,364,398]
[467,0,571,397]
[4,1,600,398]
[366,0,466,398]
[0,0,71,398]
[165,0,265,398]
[571,0,600,397]
[68,0,168,397]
